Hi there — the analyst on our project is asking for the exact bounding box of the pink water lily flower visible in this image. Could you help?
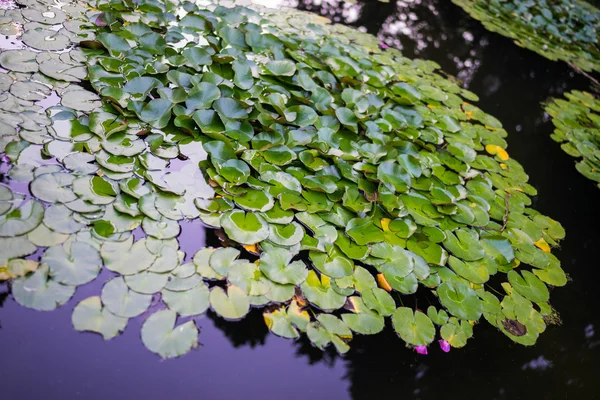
[439,340,451,353]
[379,42,389,49]
[414,345,428,355]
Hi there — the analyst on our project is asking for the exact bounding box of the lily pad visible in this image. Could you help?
[101,236,156,275]
[101,276,152,318]
[12,264,75,311]
[437,281,483,320]
[141,309,198,359]
[209,285,250,320]
[42,241,102,286]
[124,270,169,294]
[300,270,347,311]
[220,210,269,244]
[391,307,435,346]
[259,248,308,285]
[0,200,44,237]
[162,283,210,317]
[72,296,129,340]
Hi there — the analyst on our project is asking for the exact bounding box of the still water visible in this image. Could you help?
[1,0,599,399]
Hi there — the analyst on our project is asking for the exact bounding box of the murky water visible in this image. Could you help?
[1,0,600,399]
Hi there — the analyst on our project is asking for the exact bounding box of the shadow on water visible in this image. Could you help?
[2,0,600,399]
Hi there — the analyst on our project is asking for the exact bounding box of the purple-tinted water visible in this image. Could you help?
[0,257,350,400]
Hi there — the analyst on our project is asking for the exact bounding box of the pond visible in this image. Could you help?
[1,0,599,398]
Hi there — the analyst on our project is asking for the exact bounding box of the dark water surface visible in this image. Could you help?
[2,0,600,399]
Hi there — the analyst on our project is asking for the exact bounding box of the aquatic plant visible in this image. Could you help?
[452,0,600,74]
[545,90,600,188]
[0,0,567,358]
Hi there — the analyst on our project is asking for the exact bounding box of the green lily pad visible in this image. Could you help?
[42,241,102,286]
[12,264,75,311]
[508,270,550,303]
[43,204,86,234]
[0,258,39,280]
[447,256,490,284]
[264,305,307,339]
[209,285,250,320]
[142,217,181,239]
[0,200,44,237]
[440,317,473,348]
[391,307,435,346]
[437,281,483,320]
[101,276,152,318]
[377,161,411,193]
[300,270,347,311]
[306,314,352,353]
[268,222,305,246]
[141,309,198,359]
[208,247,240,277]
[220,210,269,244]
[443,229,485,261]
[342,297,385,335]
[362,287,396,317]
[30,172,75,206]
[72,296,129,340]
[0,50,39,73]
[259,248,308,285]
[213,98,247,120]
[233,189,274,212]
[73,176,119,205]
[101,236,156,275]
[309,246,354,278]
[264,59,296,76]
[193,248,224,280]
[0,236,37,262]
[162,283,210,317]
[346,217,384,245]
[124,270,169,294]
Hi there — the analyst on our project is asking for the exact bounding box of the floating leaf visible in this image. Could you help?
[101,236,156,275]
[124,270,169,294]
[391,307,435,346]
[141,310,198,359]
[259,248,308,285]
[101,276,152,318]
[342,297,385,335]
[42,241,102,286]
[508,270,550,303]
[220,210,269,244]
[437,281,483,320]
[72,296,128,340]
[300,270,347,311]
[0,200,44,237]
[12,264,75,311]
[209,285,250,320]
[162,283,210,316]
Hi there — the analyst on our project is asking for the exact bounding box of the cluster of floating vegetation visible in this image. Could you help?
[546,90,600,188]
[452,0,600,73]
[0,0,567,358]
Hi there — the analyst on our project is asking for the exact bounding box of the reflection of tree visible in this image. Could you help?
[0,283,8,308]
[293,335,339,366]
[0,282,9,329]
[208,308,269,348]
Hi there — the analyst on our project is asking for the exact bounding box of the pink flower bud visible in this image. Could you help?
[379,42,389,49]
[95,14,108,27]
[438,340,451,353]
[414,345,428,355]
